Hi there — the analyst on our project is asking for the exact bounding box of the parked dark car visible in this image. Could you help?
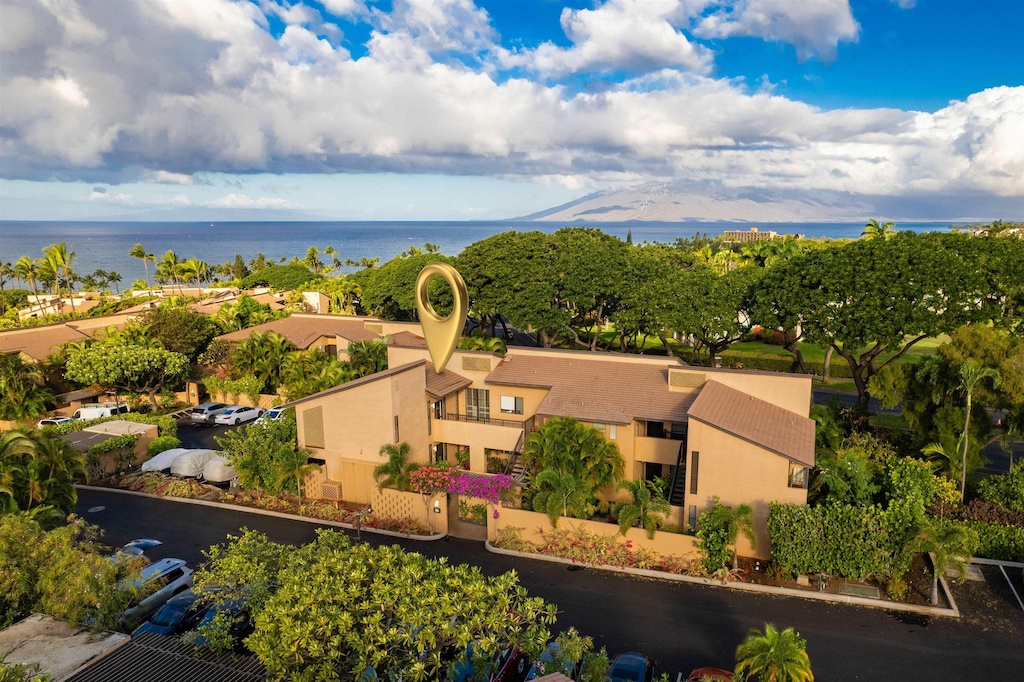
[448,643,531,682]
[607,652,654,682]
[132,589,208,636]
[191,596,254,652]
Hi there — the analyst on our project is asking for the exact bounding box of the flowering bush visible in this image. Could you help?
[410,465,454,496]
[449,472,514,505]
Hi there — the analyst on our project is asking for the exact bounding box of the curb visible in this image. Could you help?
[76,485,447,542]
[485,541,960,618]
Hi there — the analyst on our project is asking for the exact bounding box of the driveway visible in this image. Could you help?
[76,488,1024,681]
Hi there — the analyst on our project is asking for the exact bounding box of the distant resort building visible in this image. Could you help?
[721,227,780,242]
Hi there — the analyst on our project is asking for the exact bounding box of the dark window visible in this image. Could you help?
[427,406,432,436]
[647,421,666,439]
[689,452,699,495]
[644,462,663,483]
[466,388,490,421]
[688,505,697,530]
[394,415,400,442]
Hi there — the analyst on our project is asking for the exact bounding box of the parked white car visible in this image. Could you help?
[37,417,76,428]
[72,403,129,420]
[254,406,289,424]
[214,406,264,425]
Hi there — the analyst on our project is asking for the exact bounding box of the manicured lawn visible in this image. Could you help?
[869,413,911,430]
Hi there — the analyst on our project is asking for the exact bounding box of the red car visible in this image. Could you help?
[686,667,734,682]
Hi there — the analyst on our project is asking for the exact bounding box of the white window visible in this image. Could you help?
[591,423,606,435]
[609,425,617,440]
[500,395,524,415]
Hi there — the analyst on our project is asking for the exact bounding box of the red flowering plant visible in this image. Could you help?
[410,464,455,535]
[448,472,515,519]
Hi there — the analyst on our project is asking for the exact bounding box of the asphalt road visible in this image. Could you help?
[76,488,1023,681]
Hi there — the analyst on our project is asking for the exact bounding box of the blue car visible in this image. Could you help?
[132,589,207,636]
[607,652,654,682]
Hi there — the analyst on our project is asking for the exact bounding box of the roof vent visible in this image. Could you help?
[669,369,706,388]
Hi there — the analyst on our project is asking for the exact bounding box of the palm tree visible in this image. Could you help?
[957,361,1000,503]
[346,340,388,378]
[921,434,965,482]
[522,417,625,495]
[14,256,40,300]
[107,271,122,294]
[373,442,419,492]
[612,479,672,539]
[726,502,757,570]
[0,261,12,315]
[129,243,155,292]
[157,250,184,295]
[861,218,895,240]
[734,623,814,682]
[0,354,54,421]
[42,242,77,316]
[274,445,318,505]
[531,468,591,527]
[912,520,977,606]
[304,247,323,275]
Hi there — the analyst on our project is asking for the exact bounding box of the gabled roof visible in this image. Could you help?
[387,330,428,347]
[424,362,472,399]
[687,380,815,467]
[215,315,380,348]
[0,324,93,361]
[286,360,427,406]
[485,352,696,425]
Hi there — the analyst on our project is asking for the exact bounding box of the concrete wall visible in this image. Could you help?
[208,391,280,410]
[296,365,431,501]
[490,506,700,559]
[371,486,448,535]
[686,420,808,559]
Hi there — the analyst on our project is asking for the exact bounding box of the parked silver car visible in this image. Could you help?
[120,557,194,627]
[190,402,228,423]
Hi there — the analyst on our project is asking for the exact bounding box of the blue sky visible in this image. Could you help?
[1,0,1021,221]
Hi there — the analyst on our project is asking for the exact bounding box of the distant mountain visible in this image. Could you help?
[520,181,1023,223]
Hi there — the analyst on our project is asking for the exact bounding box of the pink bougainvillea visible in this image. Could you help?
[448,472,514,505]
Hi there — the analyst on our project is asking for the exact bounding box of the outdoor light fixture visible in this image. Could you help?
[433,500,441,514]
[355,506,373,540]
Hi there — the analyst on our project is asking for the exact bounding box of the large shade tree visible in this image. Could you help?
[65,338,189,409]
[750,232,992,411]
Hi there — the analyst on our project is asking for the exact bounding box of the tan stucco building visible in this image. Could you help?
[291,336,815,556]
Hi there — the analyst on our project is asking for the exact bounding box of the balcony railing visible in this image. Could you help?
[437,413,533,431]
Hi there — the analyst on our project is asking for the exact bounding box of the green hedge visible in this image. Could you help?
[87,434,139,456]
[937,519,1024,562]
[45,413,178,438]
[240,264,318,290]
[719,350,853,378]
[767,502,909,580]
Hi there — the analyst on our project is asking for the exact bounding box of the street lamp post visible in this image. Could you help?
[355,506,373,541]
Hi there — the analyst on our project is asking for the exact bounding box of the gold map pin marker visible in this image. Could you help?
[415,263,468,374]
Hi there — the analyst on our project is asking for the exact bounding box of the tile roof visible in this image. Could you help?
[424,362,472,399]
[215,315,380,348]
[387,330,428,347]
[687,380,816,467]
[0,325,93,361]
[485,353,697,425]
[65,632,266,682]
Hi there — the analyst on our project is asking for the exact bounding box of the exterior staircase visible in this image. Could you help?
[668,442,687,506]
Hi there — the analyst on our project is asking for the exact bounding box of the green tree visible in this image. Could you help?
[734,623,814,682]
[195,529,557,679]
[42,243,77,317]
[129,243,155,291]
[750,233,991,411]
[372,442,420,492]
[215,419,301,496]
[956,360,1000,502]
[231,331,295,394]
[977,460,1024,514]
[359,251,451,321]
[531,468,591,526]
[697,496,757,571]
[138,303,219,360]
[672,266,760,366]
[911,520,978,606]
[65,339,189,409]
[273,445,317,505]
[0,354,54,420]
[13,256,41,301]
[522,416,625,495]
[240,264,317,290]
[861,218,896,240]
[612,479,672,539]
[156,250,184,294]
[345,339,388,377]
[809,443,879,507]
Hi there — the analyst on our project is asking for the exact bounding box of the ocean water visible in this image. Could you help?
[0,220,953,285]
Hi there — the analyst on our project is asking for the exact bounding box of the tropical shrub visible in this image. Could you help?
[612,479,672,539]
[0,513,144,630]
[147,435,181,457]
[696,497,756,572]
[193,529,558,678]
[1,429,85,517]
[215,419,301,495]
[203,375,264,405]
[734,623,813,682]
[240,264,317,290]
[977,461,1024,514]
[935,518,1024,562]
[0,353,53,420]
